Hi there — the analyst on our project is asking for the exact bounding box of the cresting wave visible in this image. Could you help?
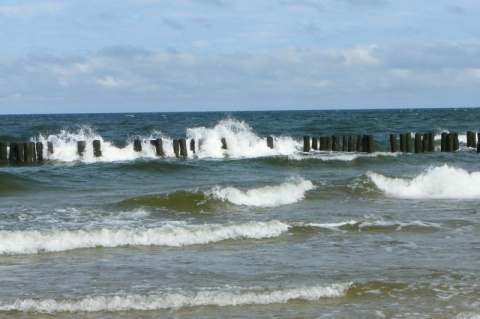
[367,165,480,199]
[208,177,316,207]
[0,221,289,255]
[0,283,351,313]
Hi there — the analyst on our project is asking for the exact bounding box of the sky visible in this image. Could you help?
[0,0,479,114]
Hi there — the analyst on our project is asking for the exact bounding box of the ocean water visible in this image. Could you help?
[0,109,480,318]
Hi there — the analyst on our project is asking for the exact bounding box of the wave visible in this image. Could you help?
[367,165,480,199]
[0,221,290,255]
[207,178,316,207]
[304,219,441,232]
[0,283,351,313]
[119,178,315,211]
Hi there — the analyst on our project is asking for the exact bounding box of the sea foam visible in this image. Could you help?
[368,165,480,199]
[0,283,351,313]
[0,221,290,255]
[207,178,316,207]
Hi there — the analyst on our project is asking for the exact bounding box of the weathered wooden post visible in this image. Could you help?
[347,135,354,152]
[326,136,331,151]
[93,140,102,157]
[356,135,363,152]
[30,142,37,161]
[342,136,348,152]
[332,135,339,151]
[390,134,397,153]
[190,139,196,153]
[12,143,24,162]
[173,139,180,157]
[441,132,447,152]
[179,138,188,157]
[151,139,164,156]
[414,133,422,153]
[453,133,459,151]
[467,131,475,147]
[8,143,14,161]
[320,137,327,151]
[77,141,86,156]
[446,133,454,152]
[221,138,228,150]
[311,137,318,150]
[364,135,374,153]
[0,142,7,162]
[267,136,274,149]
[23,142,33,162]
[36,142,44,161]
[422,133,429,153]
[477,142,480,153]
[399,134,406,153]
[303,136,310,152]
[134,139,142,152]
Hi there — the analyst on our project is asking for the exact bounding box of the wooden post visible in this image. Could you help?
[477,142,480,153]
[414,133,422,153]
[446,133,454,152]
[320,137,327,151]
[364,135,374,153]
[342,136,348,152]
[12,143,24,162]
[441,132,447,152]
[389,134,397,153]
[422,133,429,153]
[311,137,318,150]
[30,142,37,161]
[23,142,33,162]
[221,138,228,150]
[173,139,180,157]
[405,133,411,153]
[190,139,196,153]
[356,135,363,152]
[0,142,7,162]
[93,140,102,157]
[151,139,164,156]
[134,139,142,152]
[347,135,354,152]
[303,136,310,152]
[399,134,406,153]
[332,135,339,151]
[267,136,274,149]
[179,138,188,157]
[453,133,459,151]
[77,141,86,156]
[36,142,44,161]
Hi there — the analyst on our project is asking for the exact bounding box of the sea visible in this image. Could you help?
[0,108,479,318]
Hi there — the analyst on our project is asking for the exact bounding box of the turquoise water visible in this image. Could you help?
[1,109,480,318]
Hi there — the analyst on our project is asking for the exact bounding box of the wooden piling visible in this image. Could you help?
[363,135,374,153]
[320,137,328,151]
[31,142,37,161]
[134,139,142,152]
[36,142,44,161]
[151,139,164,156]
[453,133,459,151]
[389,134,397,153]
[467,131,476,148]
[477,142,480,153]
[414,133,422,153]
[0,142,7,162]
[347,135,354,152]
[179,138,188,157]
[399,134,406,153]
[332,135,339,151]
[441,132,447,152]
[342,136,348,152]
[446,133,454,152]
[221,138,228,150]
[12,143,24,162]
[267,136,274,149]
[93,140,102,157]
[311,137,318,150]
[303,136,310,152]
[77,141,86,156]
[428,133,435,152]
[422,133,429,153]
[173,139,180,157]
[24,142,33,162]
[356,135,363,152]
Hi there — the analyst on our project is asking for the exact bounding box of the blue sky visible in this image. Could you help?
[0,0,479,114]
